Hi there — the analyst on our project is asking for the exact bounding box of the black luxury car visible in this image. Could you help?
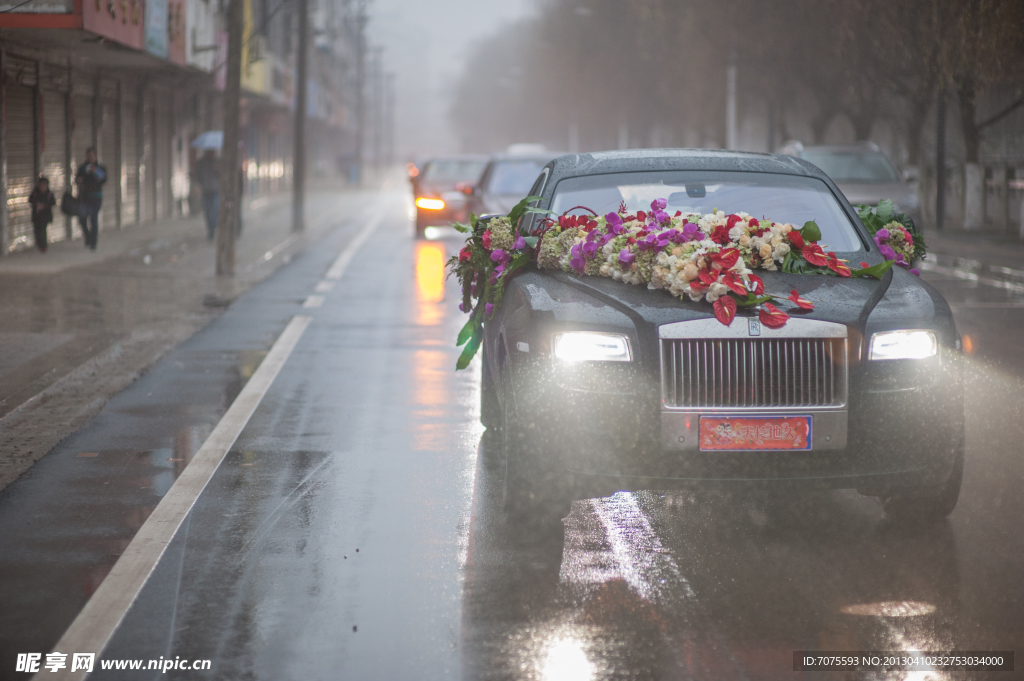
[482,149,964,524]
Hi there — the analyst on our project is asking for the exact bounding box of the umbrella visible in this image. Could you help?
[191,131,224,150]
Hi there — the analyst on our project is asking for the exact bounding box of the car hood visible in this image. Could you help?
[835,182,912,208]
[548,269,887,331]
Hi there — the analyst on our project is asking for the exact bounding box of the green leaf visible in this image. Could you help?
[456,328,483,370]
[854,204,873,220]
[456,313,479,346]
[452,221,472,233]
[523,236,539,249]
[524,206,555,216]
[734,294,775,308]
[507,195,544,229]
[876,199,894,223]
[850,259,896,279]
[799,220,822,243]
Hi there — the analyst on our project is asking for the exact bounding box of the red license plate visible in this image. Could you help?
[699,415,812,451]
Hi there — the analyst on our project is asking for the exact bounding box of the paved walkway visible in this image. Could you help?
[0,179,396,492]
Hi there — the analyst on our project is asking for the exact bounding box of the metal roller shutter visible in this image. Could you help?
[154,96,169,218]
[6,83,37,251]
[40,90,68,244]
[97,97,117,231]
[122,95,138,226]
[71,94,93,181]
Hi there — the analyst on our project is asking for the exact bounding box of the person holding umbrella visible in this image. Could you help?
[192,131,224,240]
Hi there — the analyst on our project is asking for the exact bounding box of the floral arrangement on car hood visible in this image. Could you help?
[855,199,926,274]
[447,197,897,369]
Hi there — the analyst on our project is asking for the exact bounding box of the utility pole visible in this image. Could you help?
[726,47,738,150]
[292,0,308,232]
[216,0,243,275]
[384,72,395,165]
[372,45,383,173]
[353,1,368,186]
[935,87,947,231]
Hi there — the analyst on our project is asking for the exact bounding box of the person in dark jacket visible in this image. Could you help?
[28,176,56,253]
[75,147,107,250]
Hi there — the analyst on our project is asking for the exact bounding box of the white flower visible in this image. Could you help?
[729,226,745,241]
[705,281,729,303]
[686,288,705,302]
[773,243,790,259]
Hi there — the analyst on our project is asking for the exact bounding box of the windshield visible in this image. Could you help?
[800,151,900,184]
[484,159,549,195]
[549,170,864,251]
[422,159,487,185]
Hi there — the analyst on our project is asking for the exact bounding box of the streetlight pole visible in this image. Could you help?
[353,1,368,186]
[292,0,309,232]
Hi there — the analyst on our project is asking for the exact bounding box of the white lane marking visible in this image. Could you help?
[38,315,313,681]
[263,232,302,262]
[325,214,382,280]
[918,260,1024,293]
[314,280,335,293]
[302,294,325,308]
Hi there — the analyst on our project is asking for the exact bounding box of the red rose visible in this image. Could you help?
[788,231,805,249]
[748,218,759,228]
[711,225,731,245]
[459,246,472,262]
[726,214,743,229]
[482,230,492,249]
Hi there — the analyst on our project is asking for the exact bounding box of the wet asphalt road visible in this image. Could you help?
[1,189,1023,680]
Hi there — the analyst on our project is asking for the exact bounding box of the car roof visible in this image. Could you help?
[423,154,489,163]
[486,154,559,163]
[546,148,824,183]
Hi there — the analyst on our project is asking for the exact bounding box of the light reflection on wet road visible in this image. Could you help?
[1,194,1023,680]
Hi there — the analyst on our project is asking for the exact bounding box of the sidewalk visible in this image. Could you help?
[0,181,378,491]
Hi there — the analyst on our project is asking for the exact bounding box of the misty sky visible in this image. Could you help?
[368,0,534,159]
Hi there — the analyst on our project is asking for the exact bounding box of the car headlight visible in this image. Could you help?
[415,197,445,210]
[869,330,937,360]
[553,332,632,363]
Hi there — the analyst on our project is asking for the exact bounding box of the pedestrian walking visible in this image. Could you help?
[74,148,106,250]
[195,150,220,240]
[28,177,56,253]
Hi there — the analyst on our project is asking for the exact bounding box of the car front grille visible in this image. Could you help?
[661,338,847,408]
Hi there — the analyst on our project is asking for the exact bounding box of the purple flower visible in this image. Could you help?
[582,241,598,258]
[605,212,624,235]
[569,243,585,274]
[514,235,526,250]
[495,264,505,276]
[875,228,890,241]
[489,271,499,285]
[894,252,905,264]
[681,222,701,241]
[490,249,509,263]
[619,248,636,265]
[653,209,670,224]
[877,243,896,261]
[637,233,659,251]
[459,302,465,312]
[650,198,667,211]
[909,268,921,277]
[485,303,494,314]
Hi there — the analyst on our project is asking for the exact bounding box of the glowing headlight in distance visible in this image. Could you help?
[553,332,631,363]
[415,197,445,210]
[869,330,937,360]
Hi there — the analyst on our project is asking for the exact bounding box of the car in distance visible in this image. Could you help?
[483,149,963,525]
[777,141,921,226]
[468,152,558,217]
[411,155,488,235]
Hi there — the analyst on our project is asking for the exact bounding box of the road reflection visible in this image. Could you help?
[461,432,963,680]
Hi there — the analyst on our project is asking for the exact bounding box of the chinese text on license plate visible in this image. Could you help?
[699,415,812,451]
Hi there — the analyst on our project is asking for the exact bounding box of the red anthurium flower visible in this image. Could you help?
[722,272,748,296]
[697,268,719,286]
[788,289,814,310]
[689,278,710,292]
[826,252,852,277]
[709,248,740,270]
[759,302,790,329]
[747,274,765,295]
[586,219,598,231]
[714,295,738,326]
[627,236,637,245]
[674,210,682,217]
[802,244,828,267]
[636,230,648,238]
[788,230,805,249]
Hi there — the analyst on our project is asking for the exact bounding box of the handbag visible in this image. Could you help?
[60,191,79,217]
